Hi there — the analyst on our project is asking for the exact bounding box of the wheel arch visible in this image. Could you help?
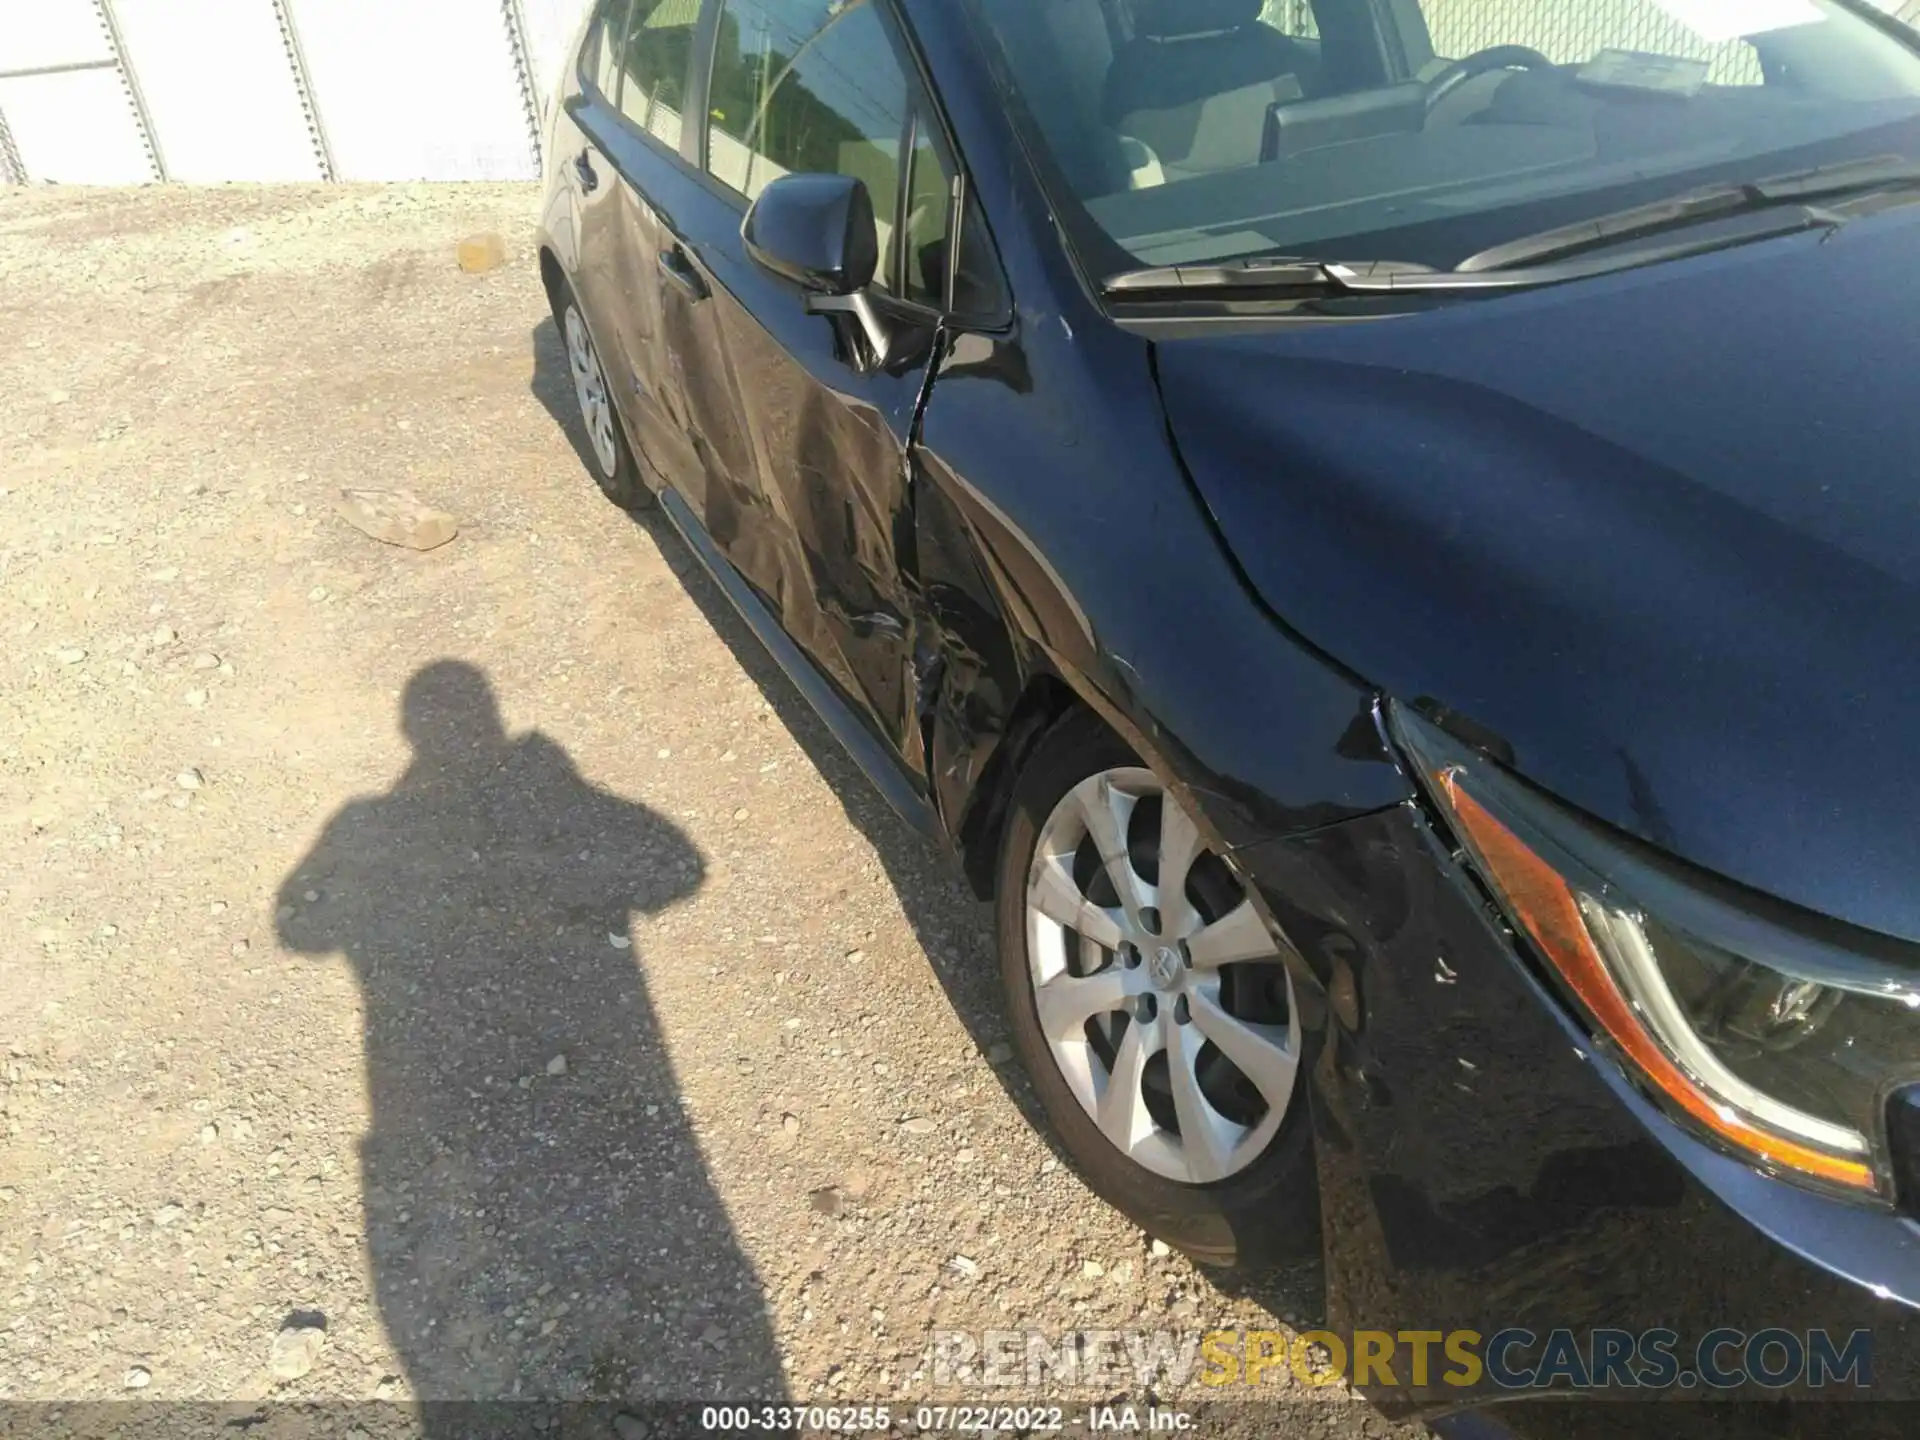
[538,244,566,315]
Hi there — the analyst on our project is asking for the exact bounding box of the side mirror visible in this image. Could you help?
[742,173,896,368]
[742,173,878,296]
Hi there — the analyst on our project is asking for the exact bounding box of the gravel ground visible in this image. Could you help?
[0,184,1425,1439]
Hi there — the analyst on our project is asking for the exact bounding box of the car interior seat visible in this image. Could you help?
[1104,0,1320,182]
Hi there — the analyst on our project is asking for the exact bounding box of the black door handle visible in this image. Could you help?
[573,150,598,193]
[657,247,710,302]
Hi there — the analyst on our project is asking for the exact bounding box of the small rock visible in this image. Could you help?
[184,688,208,709]
[55,647,87,665]
[955,1148,975,1164]
[456,232,508,273]
[152,625,177,646]
[303,890,319,904]
[123,1366,151,1390]
[608,931,631,950]
[1081,1259,1105,1279]
[899,1116,936,1135]
[1149,1238,1171,1258]
[191,652,220,670]
[984,1041,1013,1065]
[782,1112,800,1136]
[374,1375,401,1399]
[613,1413,650,1440]
[546,1054,568,1077]
[947,1255,980,1279]
[732,808,749,821]
[153,1203,185,1226]
[334,488,459,552]
[199,1124,219,1145]
[231,939,251,956]
[269,1320,327,1382]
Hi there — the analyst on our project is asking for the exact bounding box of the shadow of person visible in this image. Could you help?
[276,661,786,1412]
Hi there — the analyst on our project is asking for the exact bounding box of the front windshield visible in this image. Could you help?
[963,0,1920,276]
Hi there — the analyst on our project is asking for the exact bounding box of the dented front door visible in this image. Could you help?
[667,0,944,774]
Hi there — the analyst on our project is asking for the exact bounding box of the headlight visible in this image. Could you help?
[1393,706,1920,1200]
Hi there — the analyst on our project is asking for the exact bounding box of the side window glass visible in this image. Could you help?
[706,0,910,292]
[588,0,630,102]
[950,194,1008,320]
[901,114,953,308]
[620,0,701,148]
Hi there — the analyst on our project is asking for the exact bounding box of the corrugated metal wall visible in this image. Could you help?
[0,0,592,184]
[3,0,1919,185]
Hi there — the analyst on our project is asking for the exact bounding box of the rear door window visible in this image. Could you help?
[619,0,702,149]
[584,0,630,101]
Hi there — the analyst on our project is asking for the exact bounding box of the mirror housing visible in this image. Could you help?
[742,173,879,296]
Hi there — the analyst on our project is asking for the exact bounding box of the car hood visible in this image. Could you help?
[1154,207,1920,944]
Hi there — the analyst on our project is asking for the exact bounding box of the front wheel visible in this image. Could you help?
[555,278,651,510]
[994,710,1317,1266]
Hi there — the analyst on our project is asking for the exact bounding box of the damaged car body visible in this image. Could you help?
[538,0,1920,1428]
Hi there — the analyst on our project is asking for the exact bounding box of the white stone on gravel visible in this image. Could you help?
[269,1321,327,1381]
[334,488,458,551]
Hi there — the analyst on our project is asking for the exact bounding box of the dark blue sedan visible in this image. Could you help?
[535,0,1920,1426]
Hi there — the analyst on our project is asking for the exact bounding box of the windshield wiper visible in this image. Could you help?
[1454,153,1920,273]
[1099,254,1529,297]
[1102,255,1401,294]
[1101,236,1790,298]
[1102,155,1920,302]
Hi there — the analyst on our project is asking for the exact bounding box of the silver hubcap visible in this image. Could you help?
[1024,768,1300,1184]
[565,304,620,479]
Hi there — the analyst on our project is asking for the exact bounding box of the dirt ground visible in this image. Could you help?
[0,184,1424,1437]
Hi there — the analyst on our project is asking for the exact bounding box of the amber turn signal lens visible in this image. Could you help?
[1434,767,1877,1193]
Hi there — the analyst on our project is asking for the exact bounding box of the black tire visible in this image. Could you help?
[993,708,1318,1267]
[551,275,652,511]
